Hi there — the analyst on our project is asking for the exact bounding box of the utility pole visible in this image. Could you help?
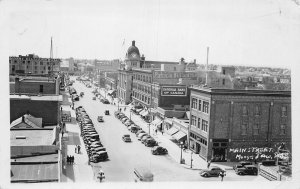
[205,47,209,86]
[50,37,53,76]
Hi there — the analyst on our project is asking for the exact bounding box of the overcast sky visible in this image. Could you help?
[1,0,300,68]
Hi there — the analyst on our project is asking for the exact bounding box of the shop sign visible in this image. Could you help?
[161,86,187,96]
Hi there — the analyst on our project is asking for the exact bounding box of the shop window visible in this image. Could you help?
[40,62,43,65]
[213,143,219,147]
[222,79,225,85]
[253,124,259,135]
[280,125,286,135]
[203,101,209,114]
[221,143,227,147]
[39,85,43,93]
[191,115,197,126]
[281,106,287,117]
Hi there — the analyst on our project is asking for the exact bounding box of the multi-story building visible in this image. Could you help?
[188,87,291,163]
[9,54,61,75]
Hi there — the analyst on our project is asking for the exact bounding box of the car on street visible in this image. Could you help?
[83,118,93,124]
[199,166,225,177]
[103,99,110,104]
[130,125,140,133]
[125,120,133,126]
[136,130,146,137]
[122,134,132,142]
[91,151,109,162]
[233,161,253,170]
[121,117,129,123]
[91,147,106,154]
[80,92,84,96]
[92,96,96,100]
[105,110,110,115]
[144,138,158,147]
[72,94,80,101]
[97,116,104,122]
[141,135,152,143]
[151,146,168,155]
[137,133,148,141]
[235,165,258,175]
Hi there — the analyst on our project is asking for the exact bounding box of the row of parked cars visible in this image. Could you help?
[114,111,168,155]
[76,106,109,163]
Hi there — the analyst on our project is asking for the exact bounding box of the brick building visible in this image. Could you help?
[10,95,62,126]
[9,54,61,75]
[188,87,291,162]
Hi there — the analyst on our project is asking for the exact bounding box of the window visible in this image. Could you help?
[40,62,43,65]
[27,61,30,64]
[203,101,209,114]
[222,79,225,85]
[197,118,201,129]
[174,67,177,71]
[198,100,202,111]
[39,85,43,93]
[241,124,247,135]
[281,106,287,117]
[255,105,260,116]
[223,69,226,75]
[253,124,259,135]
[242,105,248,115]
[23,61,25,64]
[191,115,197,126]
[280,125,286,135]
[201,120,208,132]
[26,66,29,69]
[191,98,197,109]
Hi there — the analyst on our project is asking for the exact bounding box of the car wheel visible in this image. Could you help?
[238,172,243,175]
[203,173,208,177]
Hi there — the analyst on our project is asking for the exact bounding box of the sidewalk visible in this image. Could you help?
[60,94,95,182]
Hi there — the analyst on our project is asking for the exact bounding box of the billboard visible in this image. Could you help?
[161,86,187,96]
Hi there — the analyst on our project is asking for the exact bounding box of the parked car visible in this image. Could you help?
[72,94,79,101]
[199,166,225,177]
[144,138,158,147]
[105,110,110,115]
[151,146,168,155]
[122,134,131,142]
[136,130,146,137]
[125,120,133,126]
[97,116,104,122]
[141,135,152,143]
[235,165,258,175]
[233,161,253,170]
[103,99,110,104]
[137,133,148,140]
[121,117,129,123]
[130,126,139,133]
[80,92,84,96]
[92,96,96,100]
[91,151,108,162]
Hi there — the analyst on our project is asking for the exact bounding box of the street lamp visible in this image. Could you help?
[130,109,132,121]
[180,141,184,164]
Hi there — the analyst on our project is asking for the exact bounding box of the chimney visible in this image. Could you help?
[132,40,135,46]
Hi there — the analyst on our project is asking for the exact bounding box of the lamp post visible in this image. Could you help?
[180,141,184,164]
[130,109,132,121]
[190,151,193,168]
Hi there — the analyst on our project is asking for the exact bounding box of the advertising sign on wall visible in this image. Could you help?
[161,86,187,96]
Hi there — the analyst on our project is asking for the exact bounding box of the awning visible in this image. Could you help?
[136,108,143,113]
[141,111,149,117]
[108,90,116,95]
[165,118,173,125]
[172,130,187,141]
[151,118,161,126]
[167,127,179,136]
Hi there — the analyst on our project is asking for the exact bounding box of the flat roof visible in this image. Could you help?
[19,79,55,83]
[11,154,58,163]
[11,163,58,182]
[190,86,291,97]
[11,129,55,146]
[10,95,63,101]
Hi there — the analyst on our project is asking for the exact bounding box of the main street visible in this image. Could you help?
[70,77,265,182]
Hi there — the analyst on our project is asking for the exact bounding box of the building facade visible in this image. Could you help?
[9,54,61,75]
[189,87,291,163]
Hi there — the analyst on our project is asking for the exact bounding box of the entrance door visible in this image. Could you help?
[212,148,226,162]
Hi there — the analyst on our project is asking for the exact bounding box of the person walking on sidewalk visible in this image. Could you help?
[220,171,225,181]
[78,145,81,154]
[75,145,77,153]
[207,160,211,169]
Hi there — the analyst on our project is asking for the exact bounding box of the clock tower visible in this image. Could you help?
[125,40,141,70]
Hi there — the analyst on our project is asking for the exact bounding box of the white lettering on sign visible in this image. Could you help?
[229,147,275,161]
[161,86,187,96]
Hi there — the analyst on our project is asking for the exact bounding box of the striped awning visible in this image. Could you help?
[167,127,179,136]
[172,130,187,141]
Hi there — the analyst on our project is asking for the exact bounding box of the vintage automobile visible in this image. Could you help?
[105,110,110,115]
[233,161,253,170]
[199,166,225,177]
[151,146,168,155]
[97,116,104,122]
[235,165,258,175]
[122,134,131,142]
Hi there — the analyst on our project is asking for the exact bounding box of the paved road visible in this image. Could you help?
[70,77,267,182]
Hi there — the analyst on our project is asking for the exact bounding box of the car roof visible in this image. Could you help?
[244,165,257,168]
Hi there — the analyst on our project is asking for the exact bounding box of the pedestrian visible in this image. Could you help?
[155,129,157,135]
[207,160,211,169]
[71,156,74,164]
[220,171,225,181]
[62,131,64,138]
[161,130,164,135]
[120,108,122,112]
[75,145,77,153]
[78,145,81,154]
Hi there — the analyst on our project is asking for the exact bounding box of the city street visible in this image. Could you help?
[70,77,266,182]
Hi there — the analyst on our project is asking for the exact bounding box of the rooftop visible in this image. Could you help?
[10,129,56,146]
[10,94,63,101]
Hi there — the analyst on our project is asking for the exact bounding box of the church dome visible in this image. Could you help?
[126,40,140,60]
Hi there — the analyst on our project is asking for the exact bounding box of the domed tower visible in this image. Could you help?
[125,40,141,70]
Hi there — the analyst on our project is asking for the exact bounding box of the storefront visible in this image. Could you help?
[211,139,228,162]
[189,131,208,160]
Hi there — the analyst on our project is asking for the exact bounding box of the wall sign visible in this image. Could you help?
[161,86,187,96]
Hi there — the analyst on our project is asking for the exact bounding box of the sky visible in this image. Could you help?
[1,0,300,68]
